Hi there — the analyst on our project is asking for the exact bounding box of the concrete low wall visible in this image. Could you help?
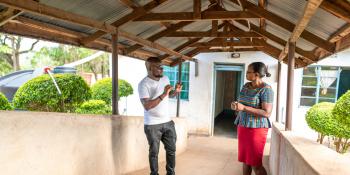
[269,123,350,175]
[0,111,187,175]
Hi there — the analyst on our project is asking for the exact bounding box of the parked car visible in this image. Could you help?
[0,66,76,102]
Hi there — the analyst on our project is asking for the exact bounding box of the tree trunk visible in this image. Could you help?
[101,59,105,78]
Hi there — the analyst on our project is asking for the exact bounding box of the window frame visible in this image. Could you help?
[300,66,342,107]
[163,62,190,101]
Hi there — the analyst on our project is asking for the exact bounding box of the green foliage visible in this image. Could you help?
[32,45,109,77]
[306,102,350,153]
[333,90,350,128]
[91,78,133,105]
[0,92,12,110]
[75,100,111,115]
[13,74,91,112]
[306,102,337,137]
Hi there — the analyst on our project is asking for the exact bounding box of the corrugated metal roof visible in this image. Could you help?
[0,0,348,65]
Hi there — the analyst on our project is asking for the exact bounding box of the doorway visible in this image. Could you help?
[212,64,244,138]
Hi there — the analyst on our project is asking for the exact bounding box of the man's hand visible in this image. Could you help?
[175,83,183,93]
[163,85,173,96]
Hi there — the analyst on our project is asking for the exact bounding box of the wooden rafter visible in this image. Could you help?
[4,18,157,61]
[278,0,323,60]
[193,0,201,19]
[166,31,262,38]
[0,0,188,62]
[258,42,307,68]
[80,0,168,45]
[190,40,265,48]
[124,3,223,55]
[118,30,193,61]
[233,0,335,53]
[119,0,140,9]
[0,7,22,26]
[200,48,259,52]
[320,0,350,23]
[160,38,201,61]
[227,20,316,63]
[125,21,192,54]
[258,0,267,29]
[134,11,259,22]
[160,23,226,61]
[329,24,350,43]
[0,0,116,33]
[212,20,218,36]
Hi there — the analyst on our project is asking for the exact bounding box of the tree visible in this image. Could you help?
[0,34,39,74]
[32,44,109,80]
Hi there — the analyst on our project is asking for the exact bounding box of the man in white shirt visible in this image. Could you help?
[138,57,182,175]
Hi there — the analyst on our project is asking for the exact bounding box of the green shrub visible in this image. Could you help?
[75,100,111,115]
[305,102,336,143]
[306,102,350,153]
[0,92,12,110]
[91,78,133,105]
[333,90,350,128]
[13,74,91,112]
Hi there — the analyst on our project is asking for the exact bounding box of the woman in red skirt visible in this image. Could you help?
[232,62,274,175]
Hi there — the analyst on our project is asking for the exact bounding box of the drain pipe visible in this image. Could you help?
[44,67,62,95]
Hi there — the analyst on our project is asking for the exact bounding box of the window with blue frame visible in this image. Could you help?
[163,62,190,100]
[300,66,341,106]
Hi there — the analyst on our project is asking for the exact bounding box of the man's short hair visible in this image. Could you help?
[146,57,161,63]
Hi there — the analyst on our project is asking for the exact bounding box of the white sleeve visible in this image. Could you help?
[138,81,150,99]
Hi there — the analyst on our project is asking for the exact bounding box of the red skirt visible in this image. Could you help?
[237,126,268,167]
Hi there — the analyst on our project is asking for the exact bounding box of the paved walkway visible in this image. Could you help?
[127,136,270,175]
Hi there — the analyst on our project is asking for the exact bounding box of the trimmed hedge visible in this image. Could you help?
[75,100,111,115]
[91,78,133,105]
[333,90,350,128]
[0,92,12,110]
[13,74,91,112]
[306,102,350,153]
[305,102,336,138]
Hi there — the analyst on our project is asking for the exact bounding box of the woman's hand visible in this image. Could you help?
[231,102,245,111]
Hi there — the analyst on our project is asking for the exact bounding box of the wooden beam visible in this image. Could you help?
[329,23,350,43]
[317,31,350,61]
[234,20,317,62]
[119,0,140,9]
[278,0,323,60]
[0,8,23,26]
[8,17,158,60]
[124,4,223,54]
[290,0,323,43]
[80,0,168,45]
[212,20,218,36]
[190,40,265,48]
[234,0,335,53]
[258,42,307,67]
[134,11,259,22]
[0,0,117,33]
[160,23,226,61]
[118,30,193,61]
[166,31,262,38]
[320,0,350,23]
[125,21,192,54]
[199,48,259,52]
[193,0,201,19]
[258,0,266,29]
[160,38,201,60]
[170,48,202,67]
